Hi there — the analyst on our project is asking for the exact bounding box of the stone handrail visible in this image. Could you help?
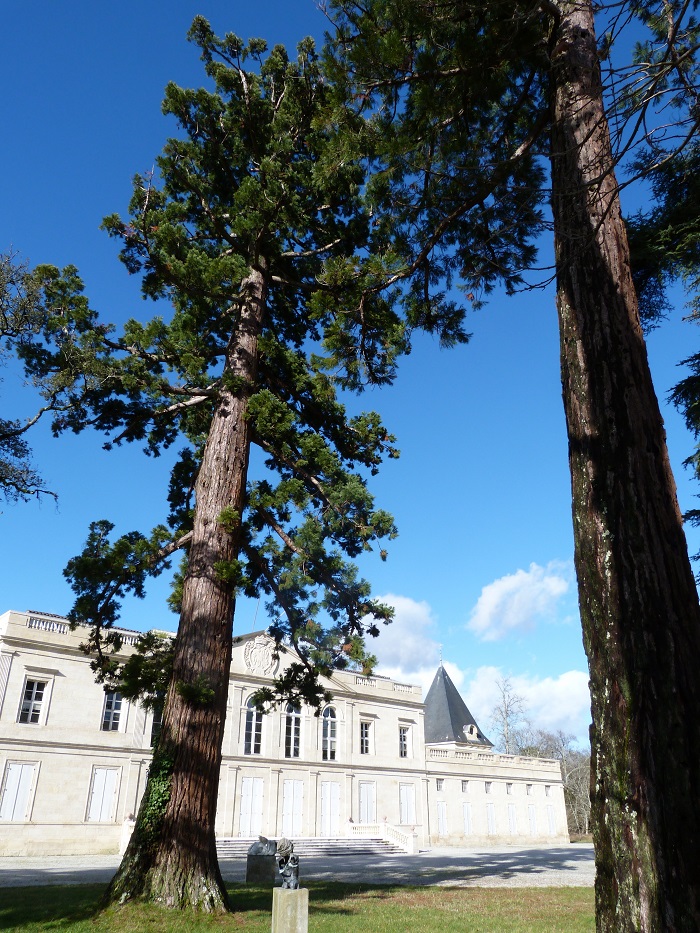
[427,747,561,769]
[347,821,418,854]
[28,616,69,634]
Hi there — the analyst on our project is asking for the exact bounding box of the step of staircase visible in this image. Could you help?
[216,836,404,859]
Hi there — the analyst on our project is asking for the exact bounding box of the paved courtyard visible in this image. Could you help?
[0,844,594,889]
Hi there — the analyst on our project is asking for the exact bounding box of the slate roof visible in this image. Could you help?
[424,664,493,747]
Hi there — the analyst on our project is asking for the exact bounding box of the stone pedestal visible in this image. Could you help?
[246,853,277,884]
[271,887,308,933]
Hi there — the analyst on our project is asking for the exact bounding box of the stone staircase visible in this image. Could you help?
[216,835,405,859]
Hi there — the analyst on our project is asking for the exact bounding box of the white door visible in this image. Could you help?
[282,779,303,837]
[320,781,340,837]
[240,777,264,836]
[547,804,556,835]
[0,761,37,821]
[486,802,496,835]
[399,784,416,825]
[528,804,537,836]
[437,800,447,836]
[87,767,119,822]
[359,781,376,823]
[508,803,518,835]
[463,801,472,835]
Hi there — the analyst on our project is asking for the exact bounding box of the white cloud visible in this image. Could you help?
[371,593,444,695]
[368,592,591,745]
[467,561,572,641]
[464,665,591,746]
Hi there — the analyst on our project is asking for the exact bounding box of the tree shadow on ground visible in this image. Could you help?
[0,883,104,930]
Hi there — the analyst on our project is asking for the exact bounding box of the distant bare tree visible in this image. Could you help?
[488,676,530,755]
[520,727,591,835]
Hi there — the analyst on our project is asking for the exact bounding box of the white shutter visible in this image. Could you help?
[251,777,264,835]
[0,762,36,821]
[282,779,293,836]
[359,781,375,823]
[321,781,340,836]
[0,652,12,717]
[87,768,107,822]
[528,804,537,836]
[399,784,415,825]
[547,804,556,835]
[87,767,118,821]
[463,801,472,835]
[508,803,517,835]
[240,777,253,836]
[320,781,329,836]
[486,802,496,835]
[437,800,447,836]
[329,781,339,835]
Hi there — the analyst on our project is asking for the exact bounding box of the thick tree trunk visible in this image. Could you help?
[549,3,700,930]
[104,262,269,911]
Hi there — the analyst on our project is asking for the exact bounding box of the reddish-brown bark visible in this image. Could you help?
[105,263,268,911]
[549,2,700,930]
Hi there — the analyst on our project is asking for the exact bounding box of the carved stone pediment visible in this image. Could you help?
[244,635,279,677]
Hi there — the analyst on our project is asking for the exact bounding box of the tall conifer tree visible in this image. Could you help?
[325,1,700,929]
[18,19,463,910]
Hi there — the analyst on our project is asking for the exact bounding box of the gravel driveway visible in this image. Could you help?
[0,844,594,889]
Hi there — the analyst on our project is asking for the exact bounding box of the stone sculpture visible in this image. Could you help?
[276,836,300,889]
[248,835,277,856]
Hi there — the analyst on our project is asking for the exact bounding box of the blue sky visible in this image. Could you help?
[2,1,698,746]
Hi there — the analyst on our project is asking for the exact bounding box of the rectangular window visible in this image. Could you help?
[86,767,120,822]
[399,726,409,758]
[322,708,336,761]
[545,784,551,797]
[506,782,513,795]
[284,706,301,758]
[526,784,533,796]
[101,691,122,731]
[436,778,444,791]
[18,679,47,724]
[360,721,371,755]
[462,780,470,793]
[244,703,262,755]
[150,705,163,747]
[485,781,492,794]
[0,761,38,821]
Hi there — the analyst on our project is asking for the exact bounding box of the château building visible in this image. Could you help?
[0,609,569,855]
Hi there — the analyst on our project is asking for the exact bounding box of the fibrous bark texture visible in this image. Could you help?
[104,264,269,912]
[550,3,700,930]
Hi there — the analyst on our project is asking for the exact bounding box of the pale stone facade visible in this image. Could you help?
[0,609,569,855]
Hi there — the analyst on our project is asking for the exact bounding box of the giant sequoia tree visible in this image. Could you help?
[324,1,700,929]
[18,19,468,911]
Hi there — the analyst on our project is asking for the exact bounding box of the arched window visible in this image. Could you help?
[244,697,263,755]
[322,706,336,761]
[285,703,301,758]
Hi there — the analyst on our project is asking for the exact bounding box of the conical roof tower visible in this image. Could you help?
[424,664,492,747]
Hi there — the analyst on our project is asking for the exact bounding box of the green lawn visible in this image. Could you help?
[0,882,594,932]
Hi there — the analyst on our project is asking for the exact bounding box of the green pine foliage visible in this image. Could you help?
[323,0,549,311]
[0,254,68,503]
[15,18,423,707]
